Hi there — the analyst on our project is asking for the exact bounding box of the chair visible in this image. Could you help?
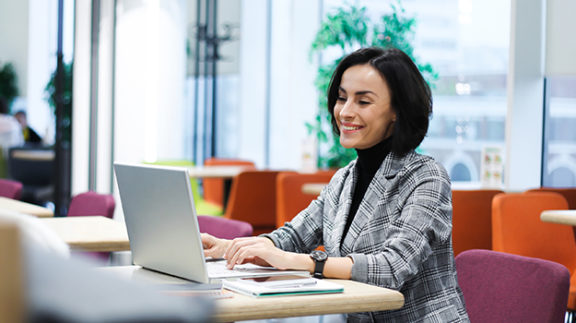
[451,189,502,256]
[197,215,253,239]
[203,158,256,208]
[0,178,23,200]
[7,146,54,206]
[492,192,576,313]
[456,249,570,323]
[526,187,576,209]
[68,191,116,263]
[276,170,336,228]
[225,170,280,235]
[68,191,116,219]
[145,160,223,216]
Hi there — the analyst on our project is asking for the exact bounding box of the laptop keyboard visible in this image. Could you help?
[206,260,280,277]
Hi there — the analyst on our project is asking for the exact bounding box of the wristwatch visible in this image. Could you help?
[309,250,328,278]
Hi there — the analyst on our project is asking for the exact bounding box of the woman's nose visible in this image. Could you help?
[339,100,355,118]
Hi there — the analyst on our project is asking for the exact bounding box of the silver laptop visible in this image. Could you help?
[114,162,308,283]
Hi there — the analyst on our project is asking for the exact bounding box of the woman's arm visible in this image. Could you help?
[223,236,354,279]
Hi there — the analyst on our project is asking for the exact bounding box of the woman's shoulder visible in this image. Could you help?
[395,151,450,180]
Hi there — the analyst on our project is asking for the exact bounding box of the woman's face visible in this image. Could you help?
[334,64,396,150]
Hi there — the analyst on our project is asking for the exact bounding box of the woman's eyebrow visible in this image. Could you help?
[355,90,378,97]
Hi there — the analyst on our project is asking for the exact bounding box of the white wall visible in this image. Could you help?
[0,1,29,98]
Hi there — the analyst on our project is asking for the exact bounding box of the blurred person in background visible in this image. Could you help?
[14,110,42,144]
[0,97,23,150]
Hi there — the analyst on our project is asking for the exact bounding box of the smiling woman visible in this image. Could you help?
[334,64,396,150]
[202,47,469,322]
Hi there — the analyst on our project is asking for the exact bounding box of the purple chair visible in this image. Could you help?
[197,215,253,239]
[0,178,23,200]
[67,191,116,263]
[68,191,116,219]
[456,249,570,323]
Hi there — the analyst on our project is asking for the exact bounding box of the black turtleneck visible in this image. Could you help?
[342,138,391,239]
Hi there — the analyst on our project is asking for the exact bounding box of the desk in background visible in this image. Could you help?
[100,265,404,322]
[41,216,129,252]
[187,165,251,209]
[541,210,576,226]
[0,197,53,217]
[302,183,328,195]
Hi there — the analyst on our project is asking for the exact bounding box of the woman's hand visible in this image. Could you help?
[224,237,295,270]
[201,233,230,258]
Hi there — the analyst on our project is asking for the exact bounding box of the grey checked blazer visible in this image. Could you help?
[265,151,470,322]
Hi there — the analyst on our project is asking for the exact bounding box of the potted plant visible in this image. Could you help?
[45,62,73,146]
[0,62,19,109]
[307,1,437,169]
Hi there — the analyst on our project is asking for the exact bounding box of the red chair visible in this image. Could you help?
[67,191,116,263]
[203,158,256,208]
[197,215,253,239]
[451,189,502,256]
[68,191,116,219]
[526,187,576,209]
[456,249,570,323]
[276,170,336,228]
[492,192,576,314]
[0,178,23,200]
[224,170,279,235]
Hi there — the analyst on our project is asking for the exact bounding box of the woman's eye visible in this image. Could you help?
[359,101,371,105]
[337,96,347,102]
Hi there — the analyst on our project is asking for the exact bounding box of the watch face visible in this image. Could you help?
[311,250,327,262]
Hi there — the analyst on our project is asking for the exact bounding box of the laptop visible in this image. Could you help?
[114,162,308,283]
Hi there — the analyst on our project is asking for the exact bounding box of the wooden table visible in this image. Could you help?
[11,149,55,161]
[187,165,252,209]
[41,216,130,252]
[540,210,576,225]
[0,197,54,217]
[187,165,249,179]
[302,183,328,195]
[100,266,404,322]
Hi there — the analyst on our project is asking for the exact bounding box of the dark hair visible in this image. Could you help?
[327,47,432,156]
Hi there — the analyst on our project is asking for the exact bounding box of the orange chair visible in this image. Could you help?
[276,170,336,228]
[492,192,576,313]
[203,158,256,208]
[526,187,576,209]
[451,189,502,257]
[224,170,279,235]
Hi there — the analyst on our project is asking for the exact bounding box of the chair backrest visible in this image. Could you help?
[451,189,502,256]
[456,249,570,323]
[526,187,576,209]
[203,158,256,207]
[197,215,253,239]
[7,146,54,186]
[225,170,280,235]
[68,191,116,219]
[0,178,23,200]
[492,192,576,270]
[276,170,336,228]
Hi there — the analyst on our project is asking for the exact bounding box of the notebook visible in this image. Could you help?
[114,162,309,283]
[222,275,344,297]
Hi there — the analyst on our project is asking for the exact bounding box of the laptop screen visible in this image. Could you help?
[114,162,210,283]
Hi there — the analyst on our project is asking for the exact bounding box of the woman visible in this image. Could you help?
[203,47,469,322]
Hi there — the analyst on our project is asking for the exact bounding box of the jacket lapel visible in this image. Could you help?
[339,152,413,254]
